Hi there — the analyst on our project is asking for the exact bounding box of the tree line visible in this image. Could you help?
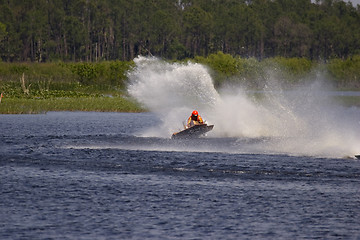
[0,0,359,62]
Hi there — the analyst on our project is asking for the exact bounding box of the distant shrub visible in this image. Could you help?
[69,62,100,85]
[328,55,360,88]
[67,61,134,87]
[107,60,135,87]
[194,52,240,86]
[193,53,317,87]
[272,57,313,75]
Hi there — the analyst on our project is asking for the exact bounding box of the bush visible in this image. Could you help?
[194,51,241,86]
[67,61,134,87]
[328,55,360,88]
[193,53,317,87]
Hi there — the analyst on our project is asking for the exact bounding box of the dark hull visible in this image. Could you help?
[172,124,214,139]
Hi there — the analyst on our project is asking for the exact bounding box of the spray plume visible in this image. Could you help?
[127,56,360,158]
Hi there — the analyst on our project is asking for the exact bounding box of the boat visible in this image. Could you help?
[171,123,214,139]
[355,155,360,159]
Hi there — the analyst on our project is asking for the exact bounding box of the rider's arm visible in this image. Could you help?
[199,116,204,123]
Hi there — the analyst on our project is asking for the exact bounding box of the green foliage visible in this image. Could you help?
[236,57,264,82]
[67,61,134,87]
[194,52,239,86]
[69,63,101,85]
[107,61,135,87]
[0,59,143,113]
[0,57,359,114]
[0,21,7,39]
[0,62,74,82]
[328,55,360,88]
[266,57,315,83]
[205,52,238,76]
[271,57,313,75]
[194,53,320,87]
[0,60,137,110]
[1,0,360,61]
[0,61,134,96]
[68,61,134,88]
[0,97,144,114]
[9,65,29,74]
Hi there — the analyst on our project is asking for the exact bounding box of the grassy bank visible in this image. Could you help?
[0,60,143,113]
[0,55,359,114]
[194,52,360,89]
[0,97,144,114]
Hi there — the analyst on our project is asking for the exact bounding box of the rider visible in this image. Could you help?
[187,110,204,128]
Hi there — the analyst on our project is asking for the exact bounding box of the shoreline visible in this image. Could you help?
[0,96,145,114]
[0,94,359,114]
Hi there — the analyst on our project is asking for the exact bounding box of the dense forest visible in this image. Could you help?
[0,0,359,62]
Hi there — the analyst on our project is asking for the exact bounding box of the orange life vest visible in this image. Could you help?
[187,115,203,125]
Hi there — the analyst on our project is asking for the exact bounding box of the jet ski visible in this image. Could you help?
[172,121,214,139]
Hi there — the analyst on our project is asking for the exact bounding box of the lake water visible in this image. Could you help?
[1,112,360,239]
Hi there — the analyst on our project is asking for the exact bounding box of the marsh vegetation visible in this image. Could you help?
[1,54,359,113]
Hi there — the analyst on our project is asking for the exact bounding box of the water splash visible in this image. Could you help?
[127,56,360,158]
[127,56,220,137]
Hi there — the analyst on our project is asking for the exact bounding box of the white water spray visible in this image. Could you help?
[127,56,220,136]
[127,56,360,158]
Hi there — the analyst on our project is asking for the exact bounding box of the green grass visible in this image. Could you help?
[0,72,145,113]
[1,58,359,114]
[0,96,144,114]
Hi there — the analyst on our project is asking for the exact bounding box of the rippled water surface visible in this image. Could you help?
[1,112,360,239]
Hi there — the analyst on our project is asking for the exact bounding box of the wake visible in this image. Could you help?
[127,56,360,158]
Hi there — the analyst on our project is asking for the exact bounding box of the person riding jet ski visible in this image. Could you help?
[171,110,213,139]
[187,110,204,128]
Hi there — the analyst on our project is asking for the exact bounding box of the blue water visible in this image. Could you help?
[1,112,360,239]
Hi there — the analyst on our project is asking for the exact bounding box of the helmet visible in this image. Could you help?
[192,110,198,116]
